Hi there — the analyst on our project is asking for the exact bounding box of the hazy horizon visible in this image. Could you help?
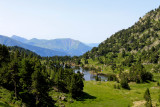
[0,0,159,43]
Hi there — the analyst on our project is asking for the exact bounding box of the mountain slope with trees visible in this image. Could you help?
[0,44,84,106]
[0,5,160,107]
[82,6,160,67]
[59,6,160,89]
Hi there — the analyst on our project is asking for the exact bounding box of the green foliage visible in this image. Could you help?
[121,50,126,58]
[111,64,116,72]
[120,78,130,90]
[84,59,88,64]
[0,45,54,106]
[75,7,160,87]
[0,44,10,67]
[114,83,120,89]
[153,64,160,73]
[69,72,84,98]
[9,46,40,58]
[129,63,153,83]
[144,88,151,102]
[122,55,134,67]
[144,88,152,107]
[159,94,160,103]
[107,74,117,81]
[119,72,130,89]
[0,45,85,106]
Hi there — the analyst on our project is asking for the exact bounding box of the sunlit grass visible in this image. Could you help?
[66,80,160,107]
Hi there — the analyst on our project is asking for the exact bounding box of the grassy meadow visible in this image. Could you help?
[0,69,160,107]
[0,77,160,107]
[66,80,160,107]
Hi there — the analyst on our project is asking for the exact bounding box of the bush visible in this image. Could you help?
[114,84,117,89]
[107,74,117,81]
[114,84,120,89]
[120,78,130,90]
[117,84,120,89]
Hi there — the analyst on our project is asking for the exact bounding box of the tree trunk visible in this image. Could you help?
[14,81,17,99]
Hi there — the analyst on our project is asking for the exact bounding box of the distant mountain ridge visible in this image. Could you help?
[0,35,68,56]
[11,36,92,56]
[12,35,28,43]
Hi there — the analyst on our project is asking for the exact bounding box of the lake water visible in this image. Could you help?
[73,66,108,81]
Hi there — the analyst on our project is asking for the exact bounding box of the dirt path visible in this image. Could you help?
[132,100,145,107]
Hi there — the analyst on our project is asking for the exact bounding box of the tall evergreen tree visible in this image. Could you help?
[144,88,152,107]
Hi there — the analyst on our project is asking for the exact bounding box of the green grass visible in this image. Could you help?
[66,81,160,107]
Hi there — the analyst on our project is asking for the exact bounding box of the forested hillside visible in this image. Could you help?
[0,44,84,107]
[83,6,160,61]
[79,6,160,73]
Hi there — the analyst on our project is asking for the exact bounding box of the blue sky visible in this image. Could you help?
[0,0,159,43]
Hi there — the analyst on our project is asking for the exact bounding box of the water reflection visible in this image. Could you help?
[73,66,108,81]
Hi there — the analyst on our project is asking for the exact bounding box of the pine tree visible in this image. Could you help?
[144,88,152,107]
[31,60,54,106]
[8,60,19,99]
[69,72,84,98]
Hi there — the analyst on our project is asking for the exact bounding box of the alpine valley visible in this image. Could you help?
[0,4,160,107]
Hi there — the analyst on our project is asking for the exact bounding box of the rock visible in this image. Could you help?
[22,103,27,107]
[60,103,65,107]
[61,96,66,101]
[61,105,65,107]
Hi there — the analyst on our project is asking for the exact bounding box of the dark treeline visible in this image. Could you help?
[0,45,84,106]
[42,55,83,65]
[8,46,41,59]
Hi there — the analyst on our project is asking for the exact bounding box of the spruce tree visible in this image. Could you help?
[144,88,152,107]
[8,60,19,99]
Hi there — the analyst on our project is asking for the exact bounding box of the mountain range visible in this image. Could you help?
[0,35,96,56]
[11,35,93,56]
[0,35,67,56]
[12,36,93,56]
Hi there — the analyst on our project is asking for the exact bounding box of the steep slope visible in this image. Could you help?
[11,36,92,56]
[77,6,160,78]
[83,6,160,61]
[0,35,68,56]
